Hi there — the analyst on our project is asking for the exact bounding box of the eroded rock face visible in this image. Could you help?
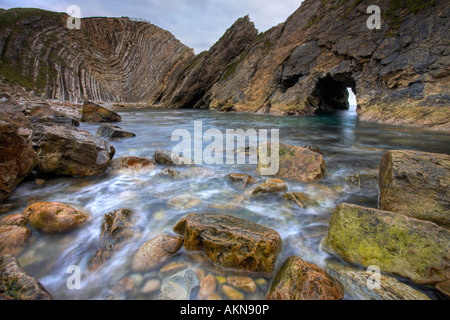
[0,254,53,300]
[322,203,450,285]
[173,213,282,275]
[131,235,183,272]
[266,256,344,300]
[24,202,89,233]
[82,102,121,123]
[379,150,450,229]
[257,142,325,182]
[0,122,38,202]
[31,124,115,176]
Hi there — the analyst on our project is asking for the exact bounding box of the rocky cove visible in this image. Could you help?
[0,0,449,301]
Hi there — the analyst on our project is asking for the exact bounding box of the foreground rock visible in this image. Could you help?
[159,269,199,300]
[0,214,31,255]
[96,124,136,140]
[436,280,450,300]
[251,178,288,196]
[174,213,282,275]
[110,156,156,173]
[266,256,344,300]
[28,115,80,127]
[257,142,325,182]
[31,124,115,176]
[154,148,193,166]
[0,254,53,300]
[24,202,89,233]
[326,262,431,300]
[132,235,183,272]
[0,122,38,202]
[379,150,450,229]
[89,209,134,270]
[82,102,121,122]
[0,100,34,140]
[322,203,450,285]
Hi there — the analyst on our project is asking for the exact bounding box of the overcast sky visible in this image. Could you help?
[0,0,304,53]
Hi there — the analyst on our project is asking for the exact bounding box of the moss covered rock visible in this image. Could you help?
[24,202,89,233]
[173,213,282,275]
[322,203,450,285]
[257,142,325,182]
[266,256,344,300]
[379,150,450,229]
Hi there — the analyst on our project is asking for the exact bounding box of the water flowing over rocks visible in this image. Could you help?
[379,150,450,229]
[24,201,89,233]
[266,256,344,300]
[0,254,53,300]
[82,102,121,123]
[251,178,288,197]
[31,124,115,176]
[322,203,450,285]
[132,235,183,272]
[110,156,156,173]
[173,213,282,275]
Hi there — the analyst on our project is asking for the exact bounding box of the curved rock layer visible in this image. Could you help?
[0,8,194,103]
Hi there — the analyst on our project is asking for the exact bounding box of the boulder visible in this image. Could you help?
[198,274,217,299]
[0,123,38,202]
[0,214,31,255]
[283,192,313,209]
[0,100,34,140]
[31,124,115,176]
[257,142,325,182]
[379,150,450,229]
[173,213,282,275]
[326,262,431,300]
[154,148,193,166]
[227,173,257,186]
[110,156,156,173]
[28,116,80,127]
[226,276,257,293]
[132,235,183,272]
[167,195,202,210]
[159,269,199,300]
[436,280,450,300]
[81,102,121,122]
[322,203,450,285]
[251,178,287,196]
[0,254,53,300]
[266,256,344,300]
[89,209,134,270]
[24,202,89,233]
[22,101,64,117]
[96,124,136,140]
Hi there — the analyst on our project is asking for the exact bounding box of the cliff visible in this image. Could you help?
[1,2,449,130]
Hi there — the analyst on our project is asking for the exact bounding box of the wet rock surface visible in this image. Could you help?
[0,214,31,255]
[110,156,156,173]
[96,124,136,140]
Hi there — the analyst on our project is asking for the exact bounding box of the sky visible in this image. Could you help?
[0,0,304,53]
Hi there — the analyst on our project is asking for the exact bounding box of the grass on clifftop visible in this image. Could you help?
[0,7,61,29]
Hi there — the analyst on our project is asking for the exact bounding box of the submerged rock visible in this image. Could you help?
[345,172,378,188]
[226,276,257,293]
[257,142,325,182]
[110,156,156,173]
[322,203,450,285]
[266,256,344,300]
[24,202,89,233]
[159,167,187,179]
[251,178,288,196]
[132,235,183,272]
[82,102,121,123]
[198,274,217,299]
[0,254,53,300]
[227,173,257,186]
[159,269,199,300]
[379,150,450,229]
[0,122,38,202]
[96,124,136,140]
[326,262,431,300]
[173,213,282,275]
[0,214,31,255]
[31,124,115,176]
[283,192,314,209]
[221,284,244,300]
[167,195,202,210]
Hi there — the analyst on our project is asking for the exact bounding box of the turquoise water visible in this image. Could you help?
[4,109,450,300]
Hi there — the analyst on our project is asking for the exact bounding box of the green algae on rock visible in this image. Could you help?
[173,213,282,276]
[322,203,450,285]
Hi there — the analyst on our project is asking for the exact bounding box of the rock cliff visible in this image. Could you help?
[1,1,449,130]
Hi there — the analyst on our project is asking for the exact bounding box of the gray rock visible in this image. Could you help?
[96,124,136,140]
[159,269,199,300]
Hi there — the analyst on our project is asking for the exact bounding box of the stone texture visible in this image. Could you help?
[252,178,288,197]
[221,284,244,300]
[82,102,121,122]
[31,124,115,176]
[379,150,450,229]
[0,254,53,300]
[173,213,282,275]
[0,215,31,255]
[198,274,217,299]
[266,256,344,300]
[228,173,257,186]
[131,235,183,272]
[110,156,156,173]
[226,276,257,293]
[323,203,450,285]
[154,148,193,166]
[96,124,135,139]
[24,202,89,233]
[436,280,450,300]
[159,269,199,300]
[257,142,325,182]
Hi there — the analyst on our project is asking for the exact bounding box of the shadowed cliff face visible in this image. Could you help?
[1,2,449,130]
[0,8,194,103]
